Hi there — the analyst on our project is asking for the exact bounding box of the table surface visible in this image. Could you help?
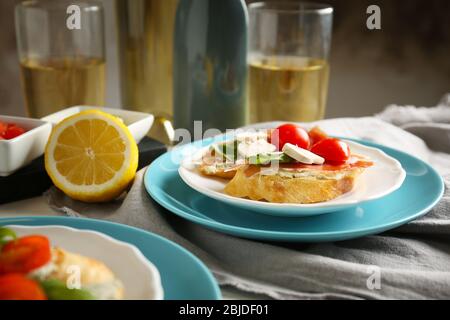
[0,196,264,300]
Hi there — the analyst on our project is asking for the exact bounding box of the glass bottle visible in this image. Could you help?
[173,0,248,139]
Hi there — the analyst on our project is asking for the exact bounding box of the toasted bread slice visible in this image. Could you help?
[197,151,241,179]
[198,162,238,179]
[224,165,365,204]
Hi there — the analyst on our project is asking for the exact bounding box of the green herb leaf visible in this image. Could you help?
[39,279,95,300]
[212,140,239,162]
[0,227,17,246]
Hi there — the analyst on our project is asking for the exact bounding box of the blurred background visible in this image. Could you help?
[1,0,449,119]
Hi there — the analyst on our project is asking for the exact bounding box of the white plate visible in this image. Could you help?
[178,140,406,217]
[8,225,164,300]
[41,106,154,143]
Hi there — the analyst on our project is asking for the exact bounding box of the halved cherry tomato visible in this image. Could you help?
[310,138,350,163]
[308,126,328,147]
[0,121,7,137]
[4,124,26,140]
[0,273,47,300]
[270,124,310,150]
[0,122,26,140]
[0,235,51,274]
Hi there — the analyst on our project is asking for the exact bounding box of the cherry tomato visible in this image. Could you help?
[308,126,328,146]
[0,121,7,137]
[270,124,310,150]
[0,273,47,300]
[4,124,25,140]
[0,235,51,274]
[310,138,350,163]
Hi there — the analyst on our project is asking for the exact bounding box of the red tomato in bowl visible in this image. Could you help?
[270,124,310,150]
[3,125,25,140]
[0,121,7,137]
[310,138,350,163]
[0,121,26,140]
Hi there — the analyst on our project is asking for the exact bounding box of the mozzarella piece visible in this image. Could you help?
[236,131,268,143]
[282,143,325,165]
[238,139,276,157]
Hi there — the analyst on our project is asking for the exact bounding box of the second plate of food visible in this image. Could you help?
[0,217,221,300]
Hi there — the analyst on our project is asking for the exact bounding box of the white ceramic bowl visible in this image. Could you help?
[8,225,164,300]
[179,140,406,217]
[42,106,154,143]
[0,115,52,177]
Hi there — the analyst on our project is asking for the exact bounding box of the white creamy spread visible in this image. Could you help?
[259,168,346,180]
[28,252,57,280]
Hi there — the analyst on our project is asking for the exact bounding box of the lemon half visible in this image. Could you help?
[45,110,139,203]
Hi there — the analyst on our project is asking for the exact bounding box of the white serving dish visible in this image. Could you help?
[179,140,406,217]
[42,106,154,143]
[0,115,52,177]
[8,225,164,300]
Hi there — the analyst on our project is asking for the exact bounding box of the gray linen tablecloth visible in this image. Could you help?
[45,99,450,300]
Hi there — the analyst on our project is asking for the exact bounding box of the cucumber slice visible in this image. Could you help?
[0,227,16,246]
[247,152,294,165]
[39,279,95,300]
[211,140,239,161]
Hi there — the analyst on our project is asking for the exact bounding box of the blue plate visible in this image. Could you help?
[0,216,221,300]
[145,139,444,242]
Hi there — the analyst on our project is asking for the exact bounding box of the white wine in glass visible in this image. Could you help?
[249,56,329,123]
[15,0,105,119]
[20,57,105,118]
[248,2,333,123]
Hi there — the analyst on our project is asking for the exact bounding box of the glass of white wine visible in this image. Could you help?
[248,2,333,123]
[15,0,105,119]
